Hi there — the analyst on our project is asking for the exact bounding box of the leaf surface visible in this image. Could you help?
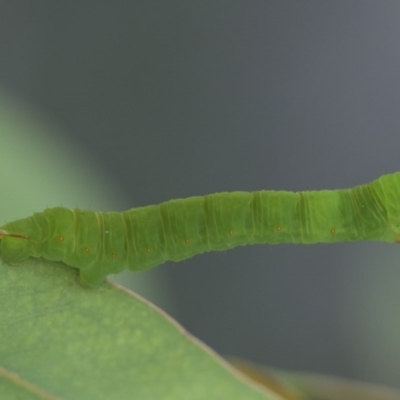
[0,258,282,399]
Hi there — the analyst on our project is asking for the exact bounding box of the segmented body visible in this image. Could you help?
[1,172,399,286]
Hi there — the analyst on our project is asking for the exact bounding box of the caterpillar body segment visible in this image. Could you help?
[1,172,399,286]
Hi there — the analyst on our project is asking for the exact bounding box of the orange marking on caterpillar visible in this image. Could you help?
[276,226,282,232]
[229,229,235,235]
[184,238,190,244]
[84,247,90,253]
[59,235,65,242]
[111,253,116,259]
[330,228,336,235]
[146,247,152,254]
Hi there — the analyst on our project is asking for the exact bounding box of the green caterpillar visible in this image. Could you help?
[1,172,399,286]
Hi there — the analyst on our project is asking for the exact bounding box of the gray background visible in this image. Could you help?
[1,1,400,388]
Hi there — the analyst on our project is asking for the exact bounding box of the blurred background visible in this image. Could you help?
[1,0,400,389]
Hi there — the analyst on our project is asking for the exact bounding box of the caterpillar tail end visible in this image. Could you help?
[0,235,31,264]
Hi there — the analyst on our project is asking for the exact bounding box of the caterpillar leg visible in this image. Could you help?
[78,266,107,287]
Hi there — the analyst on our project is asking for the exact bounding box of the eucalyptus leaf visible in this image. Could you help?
[0,258,281,400]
